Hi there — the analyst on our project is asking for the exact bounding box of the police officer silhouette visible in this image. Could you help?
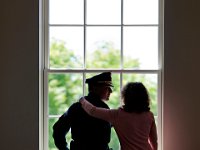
[53,72,113,150]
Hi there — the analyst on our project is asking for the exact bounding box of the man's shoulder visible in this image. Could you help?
[98,101,110,109]
[86,96,110,109]
[68,102,81,111]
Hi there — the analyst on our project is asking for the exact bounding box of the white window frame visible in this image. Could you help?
[39,0,164,150]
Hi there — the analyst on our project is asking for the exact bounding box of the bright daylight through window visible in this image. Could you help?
[41,0,163,149]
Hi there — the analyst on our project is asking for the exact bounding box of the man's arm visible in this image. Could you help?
[53,110,71,150]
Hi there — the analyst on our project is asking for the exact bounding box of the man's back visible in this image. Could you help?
[53,93,111,150]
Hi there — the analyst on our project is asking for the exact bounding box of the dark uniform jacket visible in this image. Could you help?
[53,92,111,150]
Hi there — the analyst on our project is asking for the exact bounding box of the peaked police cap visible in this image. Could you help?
[85,72,113,87]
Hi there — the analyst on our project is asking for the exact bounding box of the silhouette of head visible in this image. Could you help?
[85,72,113,100]
[121,82,150,112]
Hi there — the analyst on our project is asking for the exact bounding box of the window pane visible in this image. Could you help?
[87,0,121,24]
[49,118,57,150]
[106,73,120,109]
[49,27,84,69]
[124,0,158,24]
[48,73,83,115]
[123,27,158,69]
[86,27,121,69]
[123,73,158,115]
[110,128,120,150]
[49,0,84,24]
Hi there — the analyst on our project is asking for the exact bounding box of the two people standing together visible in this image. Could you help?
[53,72,158,150]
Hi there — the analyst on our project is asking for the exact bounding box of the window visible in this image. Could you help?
[40,0,163,149]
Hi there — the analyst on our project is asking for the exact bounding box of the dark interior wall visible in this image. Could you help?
[0,0,39,150]
[0,0,200,150]
[164,0,200,149]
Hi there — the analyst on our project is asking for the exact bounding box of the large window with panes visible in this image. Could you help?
[40,0,164,149]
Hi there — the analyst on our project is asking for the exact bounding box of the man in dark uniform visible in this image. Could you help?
[53,72,113,150]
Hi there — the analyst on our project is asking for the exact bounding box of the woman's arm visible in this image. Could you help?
[79,97,116,123]
[148,115,158,150]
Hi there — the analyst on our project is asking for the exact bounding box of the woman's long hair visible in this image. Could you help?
[122,82,150,113]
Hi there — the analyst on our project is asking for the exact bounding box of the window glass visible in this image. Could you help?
[124,0,159,24]
[123,26,158,69]
[49,0,84,24]
[86,27,121,69]
[49,27,84,69]
[48,73,83,115]
[87,0,121,24]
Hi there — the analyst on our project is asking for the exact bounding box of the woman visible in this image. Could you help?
[80,82,158,150]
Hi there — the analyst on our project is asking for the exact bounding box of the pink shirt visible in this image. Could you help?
[81,100,158,150]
